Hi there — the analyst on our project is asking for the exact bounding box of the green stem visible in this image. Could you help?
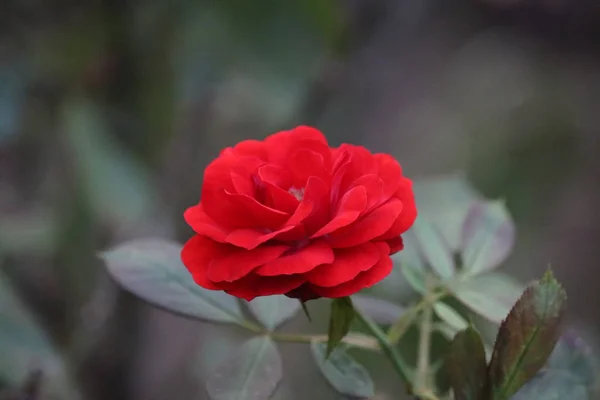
[269,332,380,351]
[237,319,265,333]
[416,302,433,393]
[354,307,413,388]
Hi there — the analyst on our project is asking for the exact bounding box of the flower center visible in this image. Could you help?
[288,187,304,201]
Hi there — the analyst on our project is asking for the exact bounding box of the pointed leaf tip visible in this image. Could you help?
[488,272,567,400]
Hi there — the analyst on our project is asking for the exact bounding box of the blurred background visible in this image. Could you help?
[1,0,600,399]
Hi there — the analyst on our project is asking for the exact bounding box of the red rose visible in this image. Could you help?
[181,126,417,302]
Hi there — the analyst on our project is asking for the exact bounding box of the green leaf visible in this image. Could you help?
[393,232,427,294]
[100,239,243,323]
[326,297,354,358]
[413,174,480,251]
[446,326,489,400]
[433,302,468,332]
[0,271,78,399]
[512,333,599,400]
[511,371,588,400]
[351,295,405,325]
[247,295,300,331]
[311,341,374,398]
[453,272,524,323]
[412,217,455,280]
[461,201,515,274]
[206,336,282,400]
[487,271,567,400]
[62,99,157,228]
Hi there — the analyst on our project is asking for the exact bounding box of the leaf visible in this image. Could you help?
[461,201,515,274]
[0,270,79,399]
[446,326,489,400]
[433,302,468,332]
[206,336,282,400]
[487,271,567,400]
[512,333,599,400]
[393,232,427,294]
[412,217,455,280]
[413,174,481,251]
[62,99,157,228]
[247,295,301,331]
[326,297,354,358]
[547,333,599,391]
[510,371,588,400]
[351,295,405,325]
[100,239,243,323]
[453,272,524,323]
[311,341,374,398]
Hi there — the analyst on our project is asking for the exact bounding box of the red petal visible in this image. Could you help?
[306,242,380,287]
[229,139,268,160]
[221,273,305,301]
[287,149,329,188]
[327,199,403,248]
[377,178,417,240]
[374,153,403,201]
[224,226,295,249]
[181,235,222,290]
[206,243,289,282]
[184,205,227,242]
[255,240,334,276]
[300,176,331,235]
[386,237,404,254]
[265,126,329,166]
[348,174,384,212]
[311,185,367,238]
[312,242,392,298]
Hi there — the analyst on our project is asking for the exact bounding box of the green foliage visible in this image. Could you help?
[351,295,406,325]
[412,216,455,280]
[487,271,567,400]
[446,326,488,400]
[100,239,244,323]
[0,271,78,399]
[206,336,282,400]
[311,341,374,398]
[326,297,354,358]
[247,295,300,331]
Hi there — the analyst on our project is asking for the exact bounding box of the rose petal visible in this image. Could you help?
[312,242,392,298]
[207,243,290,282]
[311,185,367,238]
[376,178,417,240]
[348,174,384,212]
[221,274,305,301]
[255,240,334,276]
[386,237,404,254]
[327,199,403,248]
[306,242,381,287]
[287,149,329,188]
[181,235,222,290]
[374,153,403,201]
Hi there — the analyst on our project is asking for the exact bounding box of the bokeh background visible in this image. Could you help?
[1,0,600,399]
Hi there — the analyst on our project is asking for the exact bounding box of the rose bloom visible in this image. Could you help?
[181,126,417,302]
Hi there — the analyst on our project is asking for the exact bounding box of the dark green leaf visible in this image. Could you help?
[311,341,374,398]
[247,295,300,331]
[487,271,567,400]
[446,326,489,400]
[461,201,515,274]
[206,336,282,400]
[326,297,354,358]
[0,271,78,399]
[351,295,405,325]
[100,239,243,323]
[412,217,455,280]
[300,301,312,321]
[453,272,523,323]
